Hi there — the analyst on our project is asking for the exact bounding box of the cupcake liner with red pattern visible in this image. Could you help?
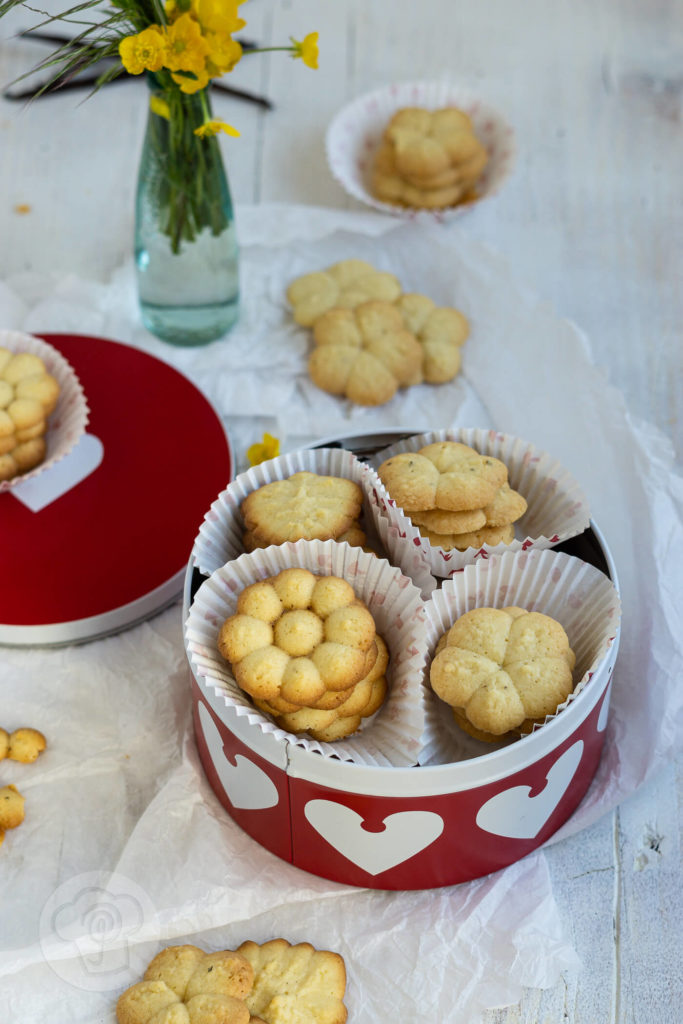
[185,539,428,767]
[325,79,516,223]
[420,548,621,765]
[193,447,376,577]
[366,427,591,582]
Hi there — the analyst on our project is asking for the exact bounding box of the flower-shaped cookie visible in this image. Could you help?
[217,569,385,740]
[116,945,253,1024]
[241,472,363,548]
[309,300,423,406]
[395,293,469,383]
[378,441,508,513]
[430,606,576,738]
[0,347,60,482]
[287,259,402,327]
[372,107,489,209]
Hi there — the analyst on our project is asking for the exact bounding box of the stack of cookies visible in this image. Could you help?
[286,259,469,406]
[430,606,576,741]
[217,569,389,742]
[240,472,367,551]
[371,106,489,210]
[0,347,60,482]
[377,440,527,551]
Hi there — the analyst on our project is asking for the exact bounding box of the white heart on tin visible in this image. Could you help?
[304,800,444,876]
[475,740,584,840]
[597,681,612,733]
[197,701,279,811]
[11,433,104,512]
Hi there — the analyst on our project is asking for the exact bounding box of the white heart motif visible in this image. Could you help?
[597,681,612,733]
[197,702,279,811]
[12,433,104,512]
[304,800,444,876]
[476,740,584,840]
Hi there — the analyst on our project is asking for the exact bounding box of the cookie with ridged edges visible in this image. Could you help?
[377,440,507,513]
[430,606,575,737]
[237,938,347,1024]
[241,473,362,547]
[287,259,401,326]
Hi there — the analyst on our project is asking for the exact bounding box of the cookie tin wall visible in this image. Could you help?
[184,518,620,890]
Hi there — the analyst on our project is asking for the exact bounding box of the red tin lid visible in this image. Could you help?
[0,333,232,644]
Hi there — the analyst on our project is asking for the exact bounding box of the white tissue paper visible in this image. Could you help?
[1,205,682,1024]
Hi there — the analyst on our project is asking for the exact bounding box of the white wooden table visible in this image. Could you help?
[1,1,681,1021]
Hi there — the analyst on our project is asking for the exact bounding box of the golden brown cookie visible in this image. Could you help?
[377,441,508,513]
[417,522,515,551]
[218,571,384,738]
[395,293,469,384]
[409,506,487,534]
[370,107,488,210]
[452,708,513,743]
[0,348,60,482]
[371,142,468,209]
[430,607,575,736]
[117,945,253,1024]
[309,300,423,406]
[3,727,47,763]
[241,473,362,546]
[0,784,25,831]
[287,260,401,326]
[237,939,347,1024]
[482,482,528,527]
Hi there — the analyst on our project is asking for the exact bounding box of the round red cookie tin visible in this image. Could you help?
[0,334,233,646]
[184,433,620,891]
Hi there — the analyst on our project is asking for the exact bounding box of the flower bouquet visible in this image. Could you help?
[0,0,318,344]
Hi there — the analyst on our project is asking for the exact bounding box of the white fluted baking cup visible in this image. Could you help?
[325,80,516,223]
[185,539,428,767]
[419,548,621,766]
[193,447,374,577]
[367,428,591,579]
[0,330,89,492]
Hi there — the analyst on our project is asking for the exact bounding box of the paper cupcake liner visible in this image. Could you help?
[193,447,378,578]
[185,539,429,767]
[0,330,89,493]
[419,548,621,766]
[325,80,516,223]
[366,427,591,579]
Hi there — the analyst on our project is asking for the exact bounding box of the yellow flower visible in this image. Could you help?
[149,94,171,119]
[193,0,246,35]
[205,33,242,74]
[164,13,210,74]
[171,68,210,93]
[194,119,240,138]
[291,31,318,70]
[119,26,167,75]
[246,433,280,467]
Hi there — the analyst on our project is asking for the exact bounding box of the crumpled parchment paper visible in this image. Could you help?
[0,204,681,1023]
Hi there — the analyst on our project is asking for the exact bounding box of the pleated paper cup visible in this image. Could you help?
[0,330,89,493]
[325,80,516,223]
[184,539,428,767]
[194,447,374,577]
[367,428,591,580]
[419,548,621,765]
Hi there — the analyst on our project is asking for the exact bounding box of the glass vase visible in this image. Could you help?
[134,74,239,346]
